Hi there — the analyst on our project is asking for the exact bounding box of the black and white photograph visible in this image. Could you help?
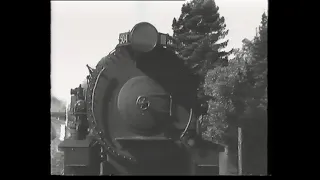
[51,0,268,176]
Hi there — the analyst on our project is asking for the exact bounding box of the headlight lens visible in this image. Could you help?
[130,22,158,52]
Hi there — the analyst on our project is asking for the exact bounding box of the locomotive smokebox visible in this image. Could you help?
[117,76,172,138]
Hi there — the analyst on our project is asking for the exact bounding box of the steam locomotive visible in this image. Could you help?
[58,22,224,175]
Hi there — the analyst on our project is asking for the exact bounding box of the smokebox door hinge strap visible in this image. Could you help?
[180,108,193,140]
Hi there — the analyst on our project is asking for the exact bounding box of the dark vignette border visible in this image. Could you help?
[12,0,51,176]
[12,0,305,176]
[268,0,304,176]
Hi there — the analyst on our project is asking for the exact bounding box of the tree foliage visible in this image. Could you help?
[172,0,232,119]
[172,0,232,74]
[171,2,268,173]
[203,12,268,174]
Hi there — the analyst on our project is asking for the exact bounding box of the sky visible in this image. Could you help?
[51,0,268,102]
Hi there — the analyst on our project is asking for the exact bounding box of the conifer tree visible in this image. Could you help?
[172,0,231,74]
[172,0,232,119]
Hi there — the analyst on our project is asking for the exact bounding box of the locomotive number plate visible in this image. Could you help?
[119,32,129,45]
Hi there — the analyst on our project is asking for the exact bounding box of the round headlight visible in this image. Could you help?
[130,22,158,52]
